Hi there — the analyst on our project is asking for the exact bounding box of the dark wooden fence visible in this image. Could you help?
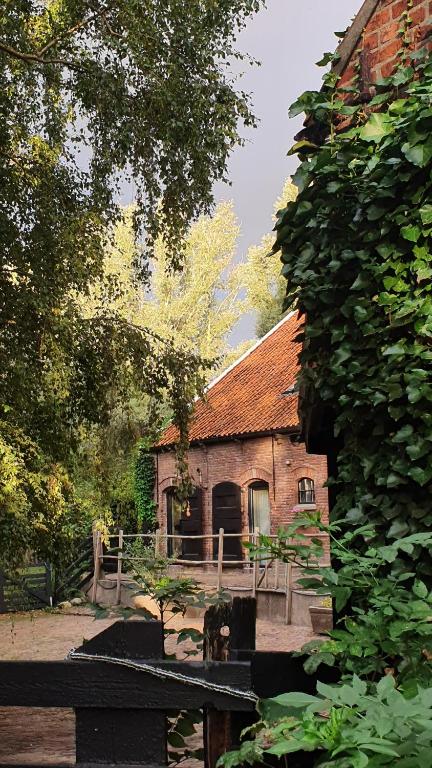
[0,599,338,767]
[0,562,52,613]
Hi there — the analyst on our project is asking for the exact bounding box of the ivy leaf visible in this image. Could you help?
[315,51,340,67]
[420,204,432,225]
[359,113,392,143]
[401,224,421,242]
[402,140,432,167]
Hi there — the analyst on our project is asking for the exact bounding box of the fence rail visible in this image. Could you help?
[91,527,329,620]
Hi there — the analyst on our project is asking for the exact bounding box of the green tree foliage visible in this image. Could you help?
[273,53,432,577]
[0,0,262,567]
[144,201,246,364]
[240,179,297,337]
[75,202,247,522]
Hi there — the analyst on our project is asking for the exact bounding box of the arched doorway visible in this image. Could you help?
[166,487,203,561]
[248,481,271,535]
[212,482,242,561]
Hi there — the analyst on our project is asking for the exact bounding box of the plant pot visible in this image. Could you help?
[309,605,333,634]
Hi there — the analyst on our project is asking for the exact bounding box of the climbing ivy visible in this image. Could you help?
[134,442,157,531]
[273,50,432,576]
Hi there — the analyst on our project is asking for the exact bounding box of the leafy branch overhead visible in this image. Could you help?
[0,0,262,569]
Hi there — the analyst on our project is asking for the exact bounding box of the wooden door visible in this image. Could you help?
[212,482,242,562]
[179,487,203,561]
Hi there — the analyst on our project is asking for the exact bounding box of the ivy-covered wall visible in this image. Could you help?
[274,49,432,577]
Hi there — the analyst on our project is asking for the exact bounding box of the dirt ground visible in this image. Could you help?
[0,609,316,765]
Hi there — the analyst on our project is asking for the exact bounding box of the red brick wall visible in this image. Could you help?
[154,435,328,558]
[339,0,432,89]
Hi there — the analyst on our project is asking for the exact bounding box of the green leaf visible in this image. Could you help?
[266,739,304,756]
[359,113,392,143]
[420,204,432,225]
[401,224,421,242]
[413,580,428,599]
[167,732,186,748]
[402,140,432,167]
[269,692,322,709]
[288,140,318,157]
[376,674,396,699]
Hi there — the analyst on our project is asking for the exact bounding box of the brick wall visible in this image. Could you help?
[339,0,432,89]
[154,435,328,558]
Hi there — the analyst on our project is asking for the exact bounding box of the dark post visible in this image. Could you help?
[0,571,5,614]
[74,620,167,767]
[203,597,256,768]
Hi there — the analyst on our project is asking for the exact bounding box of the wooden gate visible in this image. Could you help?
[0,601,338,767]
[212,482,242,561]
[0,562,52,613]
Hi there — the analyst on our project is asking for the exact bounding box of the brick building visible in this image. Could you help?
[333,0,431,102]
[153,312,328,562]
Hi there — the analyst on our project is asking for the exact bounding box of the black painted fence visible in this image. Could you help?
[0,602,338,767]
[0,562,52,613]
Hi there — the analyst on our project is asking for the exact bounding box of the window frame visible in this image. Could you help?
[298,477,315,505]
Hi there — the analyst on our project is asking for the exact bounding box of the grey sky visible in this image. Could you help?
[219,0,363,343]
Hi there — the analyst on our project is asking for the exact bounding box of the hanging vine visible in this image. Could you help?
[134,442,157,531]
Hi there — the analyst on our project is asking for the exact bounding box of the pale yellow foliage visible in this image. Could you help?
[145,200,245,363]
[240,178,297,337]
[83,202,246,378]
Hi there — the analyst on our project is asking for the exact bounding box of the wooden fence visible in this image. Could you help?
[92,528,329,620]
[0,598,338,768]
[0,562,52,613]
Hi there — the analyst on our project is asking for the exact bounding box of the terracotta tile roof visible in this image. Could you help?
[155,311,302,448]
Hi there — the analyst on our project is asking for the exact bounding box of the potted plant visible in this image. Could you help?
[309,595,332,634]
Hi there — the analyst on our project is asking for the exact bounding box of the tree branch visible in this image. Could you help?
[0,41,78,68]
[0,4,114,68]
[37,7,110,56]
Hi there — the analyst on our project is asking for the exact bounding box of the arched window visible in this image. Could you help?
[248,481,271,536]
[298,477,315,505]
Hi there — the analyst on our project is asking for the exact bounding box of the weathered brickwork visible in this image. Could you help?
[338,0,432,88]
[155,435,328,558]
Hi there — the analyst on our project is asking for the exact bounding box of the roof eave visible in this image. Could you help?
[152,426,300,453]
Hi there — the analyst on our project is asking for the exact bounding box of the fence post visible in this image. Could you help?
[203,597,256,768]
[91,530,101,604]
[252,527,259,597]
[0,571,5,614]
[217,528,224,591]
[155,529,161,557]
[115,529,123,606]
[285,562,293,625]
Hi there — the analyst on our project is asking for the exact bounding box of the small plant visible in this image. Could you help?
[256,513,432,686]
[218,675,432,768]
[93,542,229,766]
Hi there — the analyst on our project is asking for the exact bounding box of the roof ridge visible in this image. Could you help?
[333,0,381,77]
[205,310,297,394]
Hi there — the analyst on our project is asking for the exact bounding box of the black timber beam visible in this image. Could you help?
[0,659,254,711]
